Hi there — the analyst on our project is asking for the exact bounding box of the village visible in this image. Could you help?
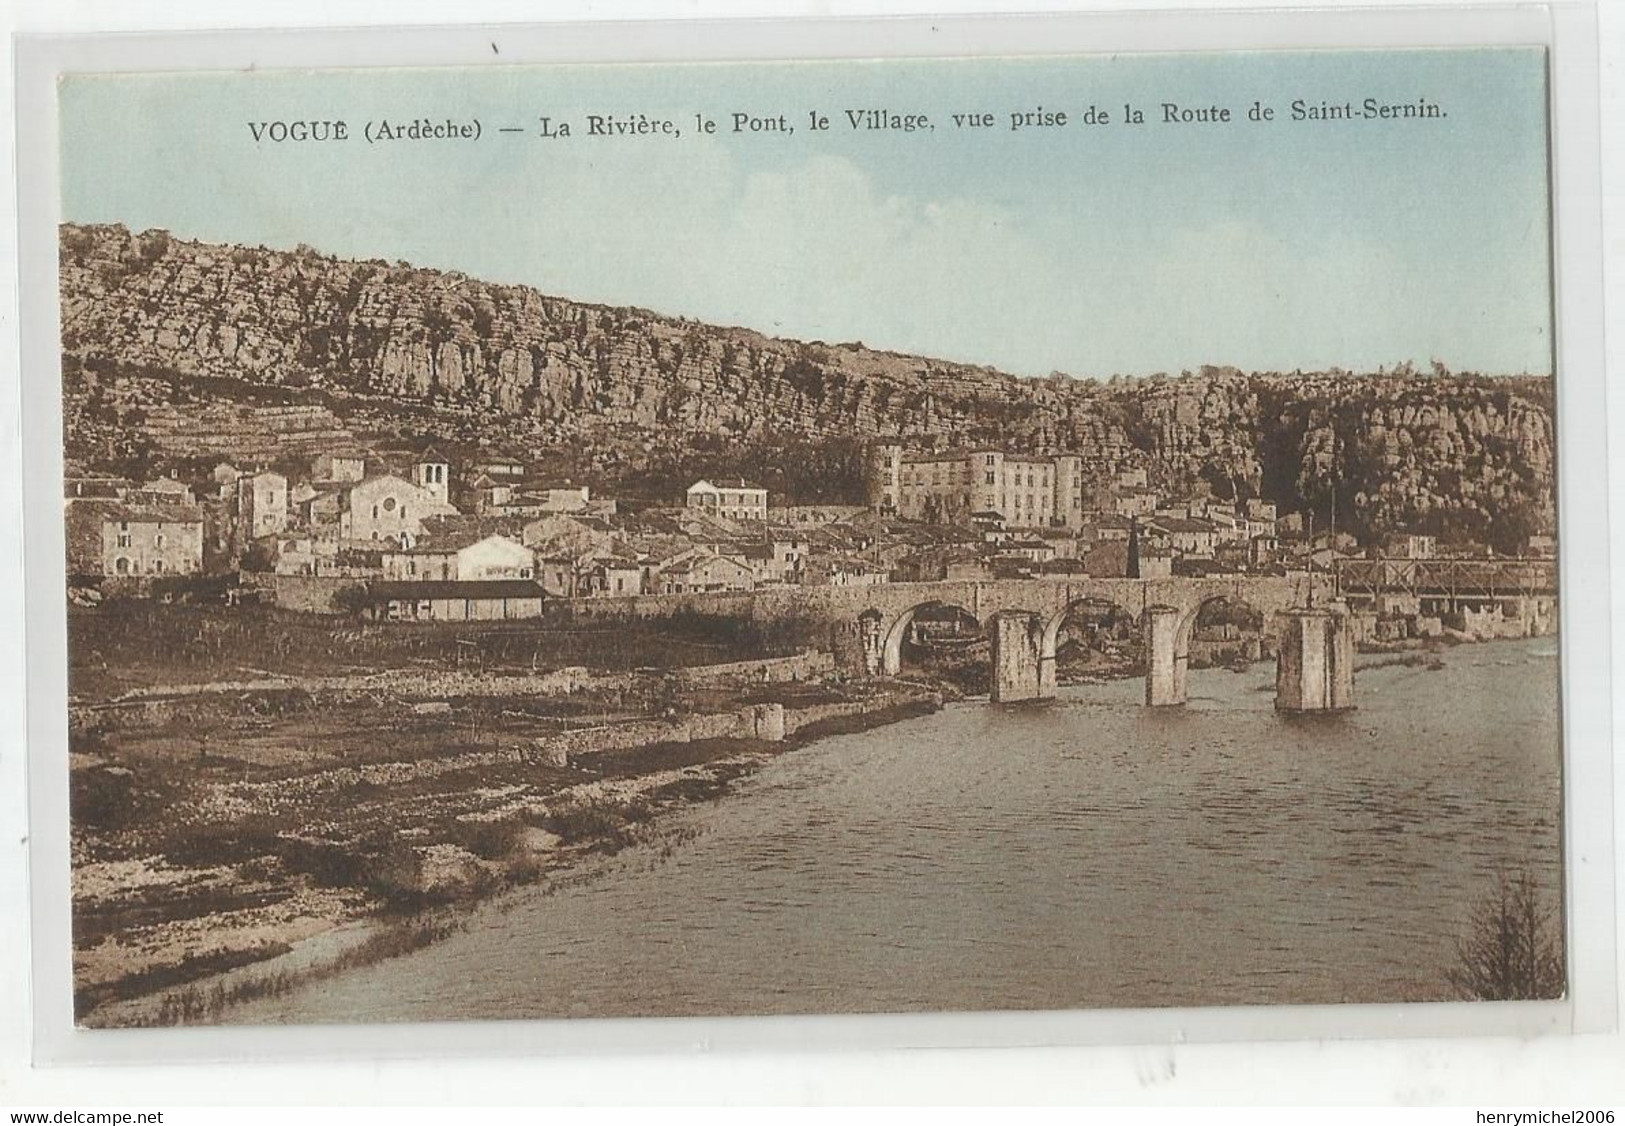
[63,403,1553,631]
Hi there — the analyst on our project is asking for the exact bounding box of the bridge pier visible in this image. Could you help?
[990,611,1054,704]
[1144,604,1187,707]
[1275,606,1355,713]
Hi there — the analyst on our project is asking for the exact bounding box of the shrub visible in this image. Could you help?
[1446,869,1565,1001]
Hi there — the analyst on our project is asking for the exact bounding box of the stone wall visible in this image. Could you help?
[260,574,361,614]
[663,651,834,686]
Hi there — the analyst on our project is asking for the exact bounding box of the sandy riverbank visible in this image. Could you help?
[71,659,941,1028]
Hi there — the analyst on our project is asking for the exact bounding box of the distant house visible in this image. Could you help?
[1525,534,1556,558]
[1080,540,1131,578]
[312,452,367,484]
[237,470,289,538]
[467,474,516,515]
[382,532,535,582]
[735,533,806,585]
[1080,514,1134,543]
[893,548,964,583]
[302,486,346,536]
[1107,487,1159,518]
[274,538,383,578]
[129,477,196,507]
[359,579,547,622]
[535,554,588,598]
[1244,498,1279,526]
[1384,531,1437,560]
[588,554,643,597]
[1145,517,1220,558]
[75,504,205,578]
[210,462,242,497]
[686,479,768,521]
[804,554,889,587]
[522,513,617,558]
[1204,509,1246,543]
[776,504,867,528]
[998,538,1056,564]
[657,551,755,594]
[470,458,527,480]
[534,484,593,514]
[64,474,132,503]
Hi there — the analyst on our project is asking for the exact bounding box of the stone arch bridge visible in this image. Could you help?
[563,574,1349,709]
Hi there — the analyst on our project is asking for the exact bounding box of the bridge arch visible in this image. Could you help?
[878,599,985,677]
[1038,595,1144,680]
[1175,593,1269,671]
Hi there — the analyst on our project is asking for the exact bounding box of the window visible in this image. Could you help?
[114,557,129,575]
[154,534,166,549]
[383,496,397,513]
[985,454,995,467]
[984,471,995,485]
[152,560,165,574]
[116,532,132,548]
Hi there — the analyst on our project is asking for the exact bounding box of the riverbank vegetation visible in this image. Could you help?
[1446,869,1565,1001]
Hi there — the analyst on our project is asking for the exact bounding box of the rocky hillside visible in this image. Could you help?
[58,223,1557,546]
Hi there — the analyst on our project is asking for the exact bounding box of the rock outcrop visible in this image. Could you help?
[58,223,1557,545]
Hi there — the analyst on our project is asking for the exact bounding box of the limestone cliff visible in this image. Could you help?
[58,223,1556,545]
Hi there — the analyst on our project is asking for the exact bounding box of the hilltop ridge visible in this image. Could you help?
[58,223,1556,545]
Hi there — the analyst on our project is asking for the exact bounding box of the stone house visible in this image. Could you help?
[805,554,890,587]
[1146,516,1220,559]
[588,554,643,597]
[93,504,205,578]
[381,532,536,582]
[128,477,196,507]
[522,513,618,558]
[536,554,582,597]
[1383,531,1438,560]
[686,478,769,521]
[313,452,367,484]
[237,470,289,538]
[997,538,1057,564]
[657,551,755,594]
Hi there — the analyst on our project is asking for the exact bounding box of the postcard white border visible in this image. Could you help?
[7,0,1617,1094]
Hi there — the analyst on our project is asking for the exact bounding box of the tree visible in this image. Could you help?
[1446,869,1565,1001]
[331,583,374,618]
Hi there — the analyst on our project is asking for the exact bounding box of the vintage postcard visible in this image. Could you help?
[51,45,1565,1029]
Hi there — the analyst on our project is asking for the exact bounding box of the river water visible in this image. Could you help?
[229,638,1563,1023]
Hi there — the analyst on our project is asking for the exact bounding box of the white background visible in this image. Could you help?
[1,0,1622,1108]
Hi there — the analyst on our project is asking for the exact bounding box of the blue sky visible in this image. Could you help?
[59,48,1552,377]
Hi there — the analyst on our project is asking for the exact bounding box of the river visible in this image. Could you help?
[226,637,1563,1023]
